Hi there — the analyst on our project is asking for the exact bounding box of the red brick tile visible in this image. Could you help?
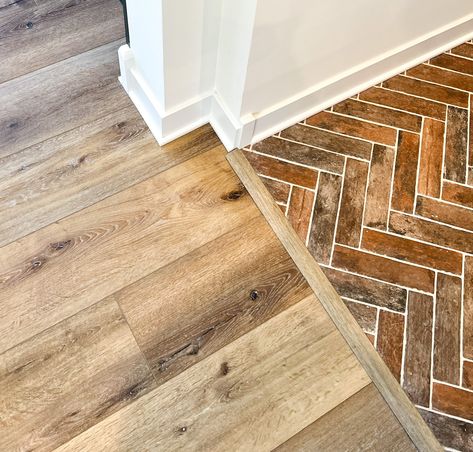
[464,256,473,360]
[406,63,473,92]
[322,266,407,312]
[280,123,372,160]
[444,106,468,184]
[361,228,462,274]
[389,211,473,254]
[366,333,375,345]
[417,118,444,198]
[451,43,473,60]
[252,136,344,174]
[416,195,473,232]
[335,159,368,247]
[306,111,397,145]
[430,54,473,76]
[287,186,315,242]
[332,245,435,292]
[363,145,395,229]
[403,292,433,407]
[383,75,469,108]
[442,180,473,209]
[243,150,317,189]
[391,131,420,213]
[377,310,405,381]
[333,98,422,132]
[434,274,462,385]
[432,382,473,421]
[260,176,290,204]
[308,172,342,264]
[464,360,473,390]
[343,298,377,334]
[359,86,446,120]
[419,408,473,451]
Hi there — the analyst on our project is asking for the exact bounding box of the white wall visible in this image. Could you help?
[120,0,473,149]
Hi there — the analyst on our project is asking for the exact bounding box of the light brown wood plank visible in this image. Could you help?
[0,40,129,158]
[0,148,258,354]
[0,0,124,83]
[0,297,155,451]
[115,215,312,383]
[56,296,371,451]
[227,149,442,452]
[274,383,415,451]
[0,106,220,247]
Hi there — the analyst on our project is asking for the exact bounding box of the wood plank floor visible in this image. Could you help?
[0,0,435,450]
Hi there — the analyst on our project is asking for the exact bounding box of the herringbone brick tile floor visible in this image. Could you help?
[244,40,473,451]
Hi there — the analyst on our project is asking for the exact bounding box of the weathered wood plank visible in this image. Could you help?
[0,297,155,451]
[0,106,220,247]
[56,297,371,451]
[0,148,258,354]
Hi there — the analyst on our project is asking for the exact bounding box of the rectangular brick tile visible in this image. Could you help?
[333,98,422,132]
[392,131,420,213]
[464,360,473,390]
[359,86,446,120]
[416,195,473,232]
[406,63,473,92]
[321,266,407,312]
[384,75,469,107]
[434,273,462,385]
[308,172,342,264]
[280,123,372,160]
[403,292,433,407]
[419,408,473,451]
[342,298,377,334]
[430,54,473,76]
[332,245,435,292]
[432,382,473,421]
[464,256,473,360]
[377,310,405,381]
[363,145,395,229]
[243,150,317,189]
[389,211,473,253]
[444,106,468,184]
[335,158,369,247]
[417,118,444,198]
[252,136,344,174]
[306,111,397,145]
[451,43,473,59]
[287,186,315,242]
[443,180,473,209]
[260,176,290,204]
[361,228,462,274]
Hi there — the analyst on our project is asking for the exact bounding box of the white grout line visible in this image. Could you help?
[255,171,315,193]
[419,192,473,214]
[417,405,473,425]
[402,73,473,95]
[464,357,473,363]
[432,378,473,395]
[284,185,293,217]
[329,157,346,266]
[400,290,410,387]
[379,84,455,108]
[338,294,406,316]
[374,307,380,349]
[426,59,473,77]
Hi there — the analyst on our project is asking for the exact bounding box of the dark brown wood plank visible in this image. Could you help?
[0,40,129,158]
[275,384,415,452]
[0,297,155,451]
[0,148,259,354]
[0,107,220,247]
[0,0,124,83]
[115,215,312,383]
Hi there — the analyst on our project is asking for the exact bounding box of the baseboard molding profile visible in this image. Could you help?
[226,149,443,452]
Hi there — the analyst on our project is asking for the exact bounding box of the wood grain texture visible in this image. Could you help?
[56,297,370,452]
[0,0,125,83]
[227,149,442,452]
[0,107,220,247]
[0,297,155,451]
[115,215,312,383]
[275,384,415,452]
[0,148,258,354]
[0,40,129,158]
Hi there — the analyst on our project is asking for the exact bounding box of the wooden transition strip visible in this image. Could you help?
[226,149,442,452]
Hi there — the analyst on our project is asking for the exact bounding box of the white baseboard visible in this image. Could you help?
[118,14,473,152]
